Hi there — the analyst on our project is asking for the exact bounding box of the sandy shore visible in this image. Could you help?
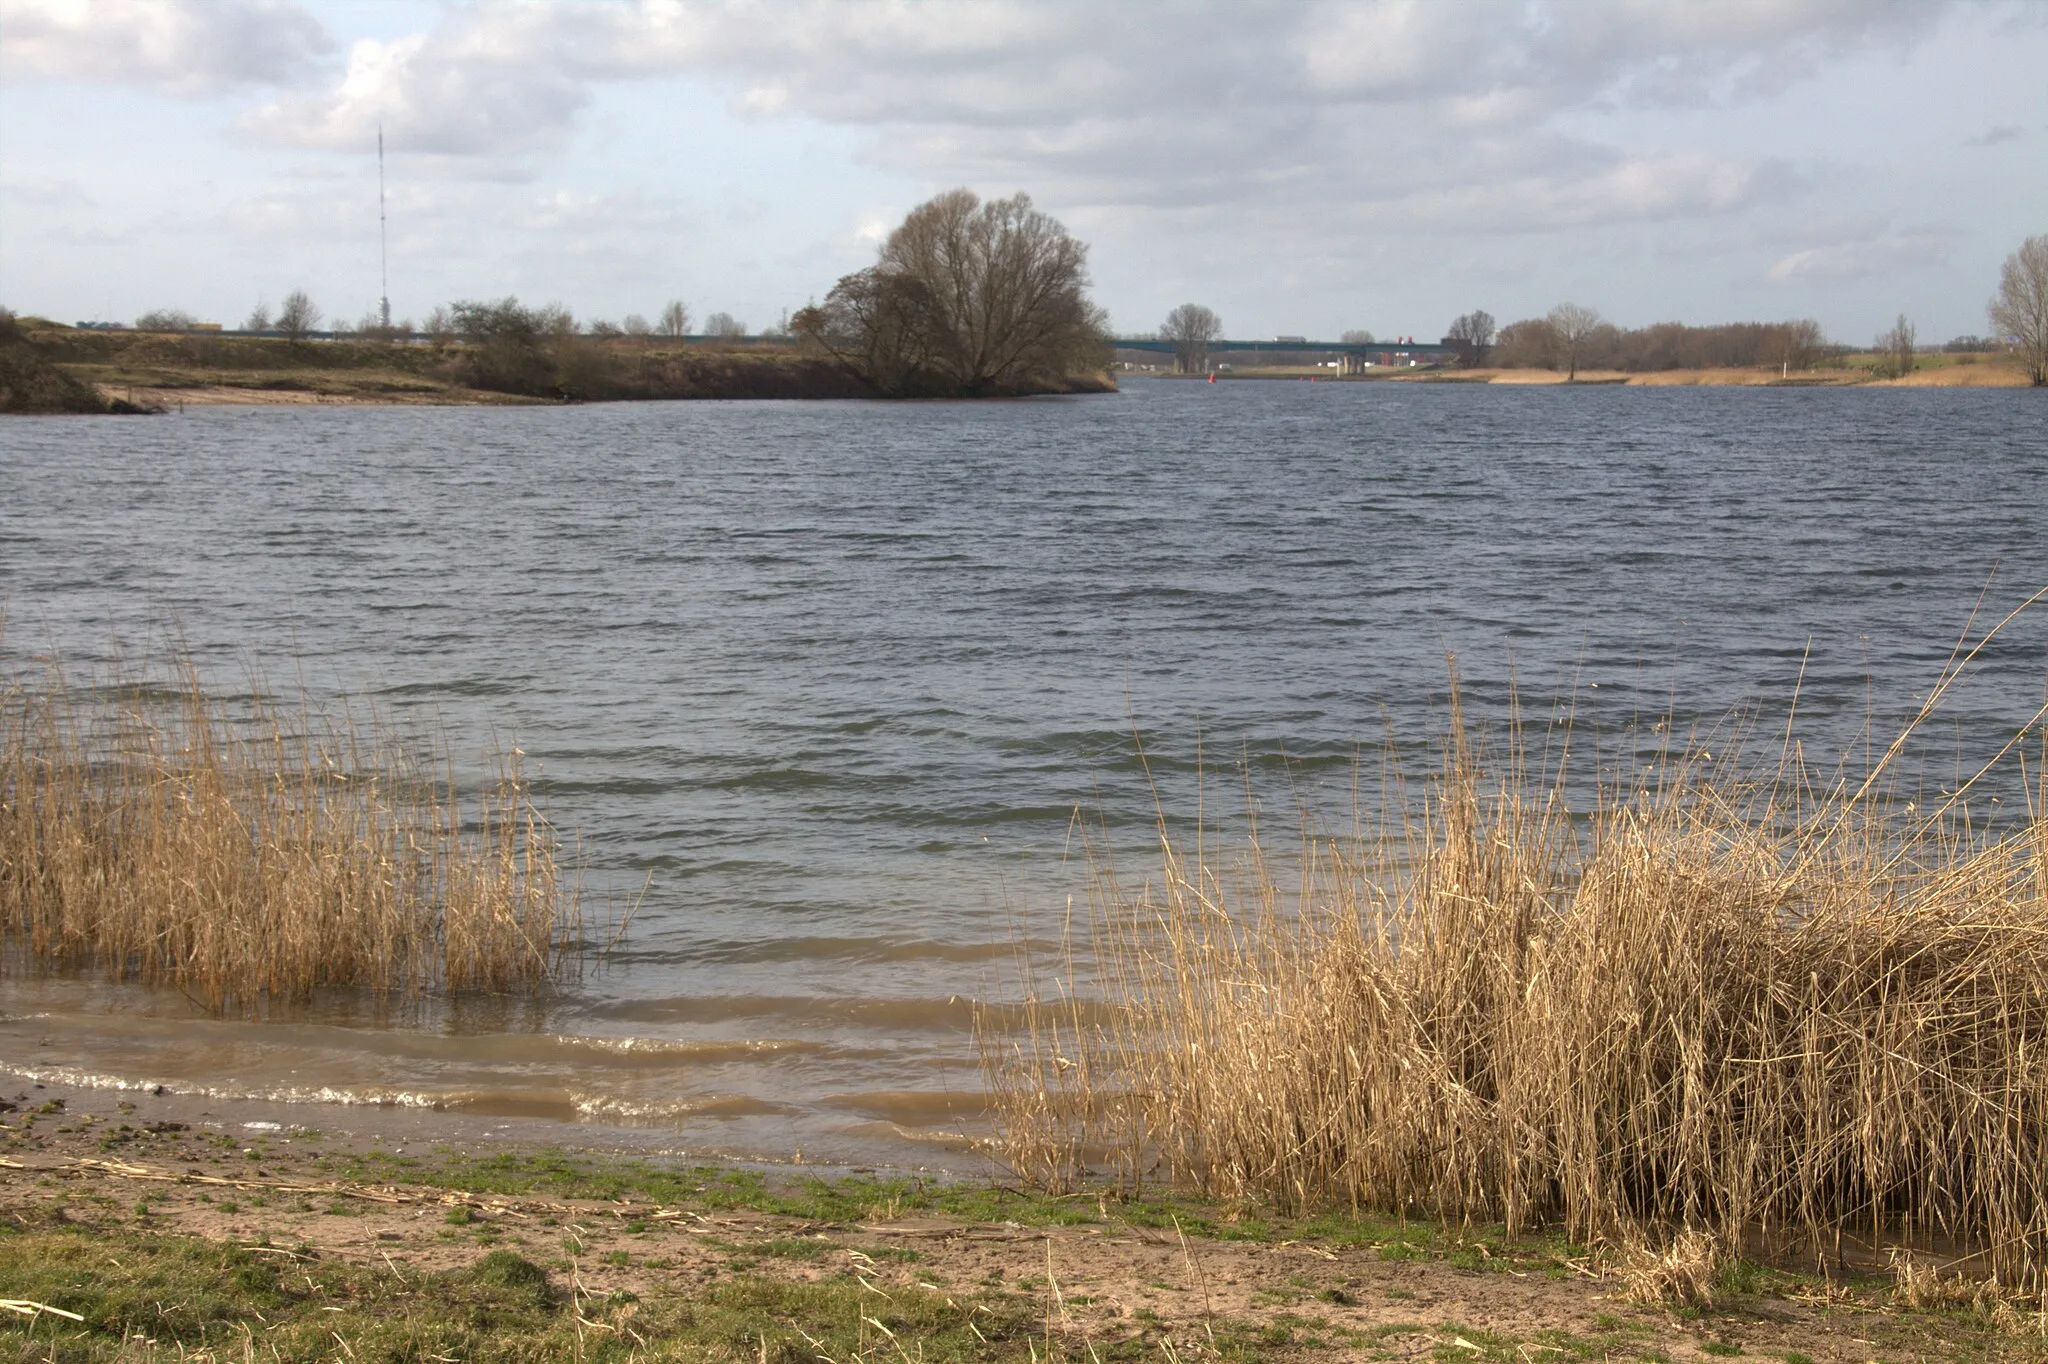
[1424,365,2035,387]
[4,1075,2034,1361]
[91,381,539,408]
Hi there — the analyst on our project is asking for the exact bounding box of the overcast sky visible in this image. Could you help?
[3,0,2043,343]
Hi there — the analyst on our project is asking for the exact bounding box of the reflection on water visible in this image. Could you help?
[3,382,2046,1168]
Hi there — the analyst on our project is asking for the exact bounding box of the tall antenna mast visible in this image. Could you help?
[377,125,391,332]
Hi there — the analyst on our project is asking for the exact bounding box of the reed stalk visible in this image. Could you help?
[981,674,2048,1292]
[0,655,578,1011]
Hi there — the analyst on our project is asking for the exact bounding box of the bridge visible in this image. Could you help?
[1112,336,1458,374]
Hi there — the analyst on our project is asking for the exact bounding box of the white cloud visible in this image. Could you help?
[241,30,589,155]
[224,0,1959,242]
[0,175,97,210]
[1766,230,1951,283]
[0,0,330,96]
[1965,124,2025,147]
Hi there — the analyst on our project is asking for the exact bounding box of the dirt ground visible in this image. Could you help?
[3,1082,2037,1363]
[84,378,537,407]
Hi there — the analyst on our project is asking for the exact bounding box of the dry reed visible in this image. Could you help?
[981,651,2048,1293]
[0,654,578,1011]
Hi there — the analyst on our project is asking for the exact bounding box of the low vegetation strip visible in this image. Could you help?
[4,1107,2044,1362]
[0,654,579,1010]
[4,316,897,407]
[983,652,2048,1295]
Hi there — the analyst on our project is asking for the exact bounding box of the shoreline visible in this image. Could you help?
[5,1076,2033,1362]
[1140,364,2035,388]
[3,322,1118,412]
[55,363,2033,409]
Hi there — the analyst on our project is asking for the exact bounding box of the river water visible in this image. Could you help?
[3,381,2046,1169]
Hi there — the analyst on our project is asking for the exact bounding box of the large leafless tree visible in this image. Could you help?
[796,189,1108,397]
[1445,310,1496,367]
[1990,234,2048,386]
[1160,303,1223,373]
[276,290,320,343]
[1546,302,1603,380]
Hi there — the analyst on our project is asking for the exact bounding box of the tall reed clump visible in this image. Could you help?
[0,656,578,1012]
[981,672,2048,1293]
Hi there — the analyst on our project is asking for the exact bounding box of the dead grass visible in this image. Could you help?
[981,608,2048,1296]
[1615,1229,1723,1309]
[0,651,579,1011]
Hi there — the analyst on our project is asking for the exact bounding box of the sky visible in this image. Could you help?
[2,0,2044,344]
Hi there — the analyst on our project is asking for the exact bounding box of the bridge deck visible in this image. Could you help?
[1114,338,1453,356]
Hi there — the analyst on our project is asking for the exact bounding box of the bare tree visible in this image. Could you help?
[449,297,554,393]
[134,308,196,332]
[658,300,690,337]
[1160,303,1223,374]
[794,268,944,394]
[622,313,651,337]
[277,290,320,342]
[798,188,1107,396]
[884,188,1106,394]
[423,305,454,344]
[1762,318,1825,372]
[1340,329,1374,344]
[1445,310,1496,367]
[1989,233,2048,386]
[244,302,272,333]
[704,312,747,338]
[1547,302,1603,380]
[1874,313,1916,379]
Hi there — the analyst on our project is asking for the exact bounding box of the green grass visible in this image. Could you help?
[0,1226,1060,1364]
[304,1148,1608,1278]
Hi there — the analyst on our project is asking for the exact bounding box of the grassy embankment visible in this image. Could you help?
[0,655,579,1010]
[0,318,1116,411]
[0,311,122,413]
[3,320,866,411]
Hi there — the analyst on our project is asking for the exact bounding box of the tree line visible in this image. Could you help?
[1473,235,2045,382]
[116,189,1117,401]
[100,225,2048,395]
[1137,233,2047,386]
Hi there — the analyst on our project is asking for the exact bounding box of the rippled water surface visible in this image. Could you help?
[4,382,2046,1166]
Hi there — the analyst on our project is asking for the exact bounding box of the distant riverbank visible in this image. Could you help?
[1,318,1115,412]
[1162,359,2033,387]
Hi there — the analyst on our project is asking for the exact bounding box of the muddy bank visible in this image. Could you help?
[3,1078,2038,1362]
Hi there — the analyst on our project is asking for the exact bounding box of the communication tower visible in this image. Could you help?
[377,126,391,332]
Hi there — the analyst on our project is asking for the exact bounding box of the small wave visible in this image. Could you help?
[573,1094,794,1122]
[817,1089,988,1125]
[0,1064,171,1094]
[543,1034,830,1065]
[553,1034,796,1055]
[0,1060,800,1128]
[832,1119,982,1153]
